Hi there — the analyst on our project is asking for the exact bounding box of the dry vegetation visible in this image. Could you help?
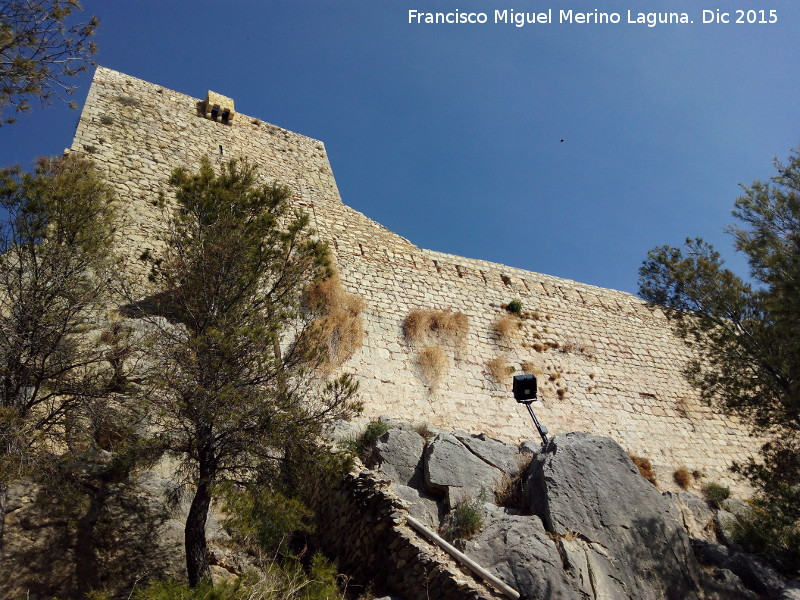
[417,345,449,389]
[628,453,658,487]
[520,361,538,374]
[493,315,522,343]
[494,453,532,509]
[487,356,514,383]
[304,275,365,370]
[673,466,692,490]
[403,309,469,346]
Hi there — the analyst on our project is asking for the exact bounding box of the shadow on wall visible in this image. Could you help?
[1,466,172,599]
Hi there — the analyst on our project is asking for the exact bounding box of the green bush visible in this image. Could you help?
[344,420,390,461]
[701,482,731,508]
[443,495,485,541]
[131,554,344,600]
[133,579,241,600]
[505,299,523,315]
[222,485,314,554]
[729,497,800,576]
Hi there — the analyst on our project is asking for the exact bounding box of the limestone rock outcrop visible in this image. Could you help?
[362,424,791,600]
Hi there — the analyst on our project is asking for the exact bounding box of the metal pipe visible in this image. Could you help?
[525,403,549,448]
[405,515,520,600]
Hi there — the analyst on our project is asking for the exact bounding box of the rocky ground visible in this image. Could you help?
[346,420,800,600]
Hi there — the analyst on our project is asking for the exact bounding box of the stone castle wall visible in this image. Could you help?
[70,67,758,491]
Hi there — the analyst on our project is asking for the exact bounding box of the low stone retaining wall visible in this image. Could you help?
[311,470,504,600]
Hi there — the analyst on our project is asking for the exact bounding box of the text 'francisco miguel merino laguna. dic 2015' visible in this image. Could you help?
[407,9,694,28]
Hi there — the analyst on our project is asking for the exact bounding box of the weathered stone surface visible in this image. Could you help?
[453,431,522,474]
[561,537,631,600]
[391,484,442,529]
[462,505,578,599]
[665,490,717,542]
[374,429,426,487]
[424,433,503,508]
[715,509,740,547]
[700,569,759,600]
[324,418,363,445]
[527,432,704,600]
[691,538,731,567]
[781,585,800,600]
[725,552,787,598]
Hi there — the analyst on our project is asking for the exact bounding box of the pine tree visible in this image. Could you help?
[0,153,118,553]
[146,158,359,585]
[639,148,800,572]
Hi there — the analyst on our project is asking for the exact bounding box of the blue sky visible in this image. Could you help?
[2,0,798,294]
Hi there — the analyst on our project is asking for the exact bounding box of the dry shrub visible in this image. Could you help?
[417,345,449,389]
[520,361,537,374]
[494,453,532,509]
[403,309,469,346]
[414,422,435,440]
[532,343,545,353]
[562,530,579,542]
[628,453,658,486]
[673,466,692,490]
[556,387,567,399]
[493,315,521,342]
[487,356,514,383]
[305,275,365,370]
[494,473,524,509]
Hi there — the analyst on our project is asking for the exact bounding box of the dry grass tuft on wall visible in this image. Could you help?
[304,275,365,370]
[417,345,449,390]
[487,356,514,384]
[403,309,469,346]
[673,466,692,490]
[628,453,658,487]
[520,361,538,374]
[493,315,522,343]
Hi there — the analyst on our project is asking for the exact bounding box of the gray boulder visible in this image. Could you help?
[691,538,731,567]
[462,505,580,600]
[526,432,704,600]
[374,429,426,487]
[724,552,786,599]
[424,433,504,509]
[701,569,759,600]
[390,484,442,530]
[665,491,717,542]
[715,509,741,547]
[453,430,522,474]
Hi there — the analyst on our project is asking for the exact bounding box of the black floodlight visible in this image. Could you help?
[513,374,549,449]
[513,374,538,403]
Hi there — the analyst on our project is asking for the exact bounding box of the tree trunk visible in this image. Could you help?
[185,478,212,586]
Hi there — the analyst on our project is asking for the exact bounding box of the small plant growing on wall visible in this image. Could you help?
[417,345,449,390]
[493,314,522,343]
[304,274,365,371]
[487,356,514,384]
[673,466,692,490]
[701,482,731,508]
[628,453,658,487]
[403,309,469,346]
[505,299,523,315]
